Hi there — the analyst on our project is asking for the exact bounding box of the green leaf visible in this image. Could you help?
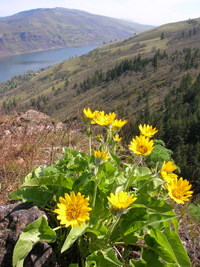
[13,217,56,267]
[108,148,121,168]
[135,167,152,176]
[86,253,116,267]
[167,210,178,233]
[129,259,146,267]
[142,248,166,266]
[72,173,93,192]
[34,166,44,177]
[8,188,54,207]
[20,173,74,190]
[101,245,124,266]
[61,223,88,253]
[88,241,124,266]
[69,264,79,267]
[150,227,191,267]
[144,234,176,264]
[123,233,138,245]
[135,194,173,213]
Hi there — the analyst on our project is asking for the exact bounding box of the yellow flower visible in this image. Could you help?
[112,119,127,131]
[107,191,137,210]
[94,149,110,163]
[139,124,158,137]
[91,111,116,127]
[55,191,92,228]
[129,135,154,156]
[160,161,178,183]
[114,134,122,142]
[120,146,125,151]
[95,134,103,142]
[165,177,193,204]
[83,108,99,121]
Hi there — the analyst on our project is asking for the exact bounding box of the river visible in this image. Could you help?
[0,44,98,83]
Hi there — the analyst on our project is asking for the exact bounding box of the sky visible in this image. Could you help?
[0,0,200,26]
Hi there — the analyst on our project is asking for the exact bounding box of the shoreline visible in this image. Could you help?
[0,43,101,58]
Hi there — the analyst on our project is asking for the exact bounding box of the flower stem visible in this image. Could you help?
[105,214,120,244]
[124,156,142,191]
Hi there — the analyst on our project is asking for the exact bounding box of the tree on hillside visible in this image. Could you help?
[160,32,165,40]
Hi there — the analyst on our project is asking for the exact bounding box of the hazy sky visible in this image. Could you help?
[0,0,200,26]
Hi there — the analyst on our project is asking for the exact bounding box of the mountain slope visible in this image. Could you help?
[0,7,154,56]
[1,17,199,118]
[1,17,200,193]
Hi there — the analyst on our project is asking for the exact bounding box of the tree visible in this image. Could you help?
[160,32,165,40]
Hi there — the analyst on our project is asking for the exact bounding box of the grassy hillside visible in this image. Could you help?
[1,17,199,119]
[1,17,200,194]
[0,7,154,56]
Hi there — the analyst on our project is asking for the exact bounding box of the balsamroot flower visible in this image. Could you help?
[112,119,127,131]
[91,111,116,127]
[107,191,137,210]
[129,135,154,156]
[55,191,92,228]
[139,124,158,137]
[165,177,193,204]
[83,108,99,121]
[114,134,122,142]
[94,149,110,164]
[161,161,178,183]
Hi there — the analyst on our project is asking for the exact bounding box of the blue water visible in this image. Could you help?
[0,44,98,83]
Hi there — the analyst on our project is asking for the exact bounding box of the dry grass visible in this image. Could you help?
[0,111,87,204]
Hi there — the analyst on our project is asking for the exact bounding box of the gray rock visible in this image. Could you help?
[0,202,57,267]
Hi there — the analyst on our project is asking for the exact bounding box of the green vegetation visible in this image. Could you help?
[9,111,192,267]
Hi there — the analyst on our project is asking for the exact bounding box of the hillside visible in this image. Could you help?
[0,7,154,56]
[1,17,200,194]
[0,17,199,118]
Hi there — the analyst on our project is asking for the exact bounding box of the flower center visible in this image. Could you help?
[137,145,148,154]
[67,204,81,220]
[172,187,183,199]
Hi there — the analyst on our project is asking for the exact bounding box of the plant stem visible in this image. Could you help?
[105,214,120,244]
[88,125,91,156]
[124,156,142,191]
[53,225,66,231]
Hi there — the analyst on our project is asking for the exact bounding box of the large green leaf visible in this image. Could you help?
[61,223,88,253]
[135,167,152,177]
[13,217,56,267]
[144,234,177,264]
[150,227,191,267]
[142,248,167,267]
[135,194,173,213]
[20,173,74,190]
[8,187,54,207]
[72,173,93,192]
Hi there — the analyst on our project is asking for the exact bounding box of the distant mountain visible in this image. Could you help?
[120,18,154,27]
[0,7,154,56]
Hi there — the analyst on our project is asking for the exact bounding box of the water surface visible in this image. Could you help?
[0,44,98,83]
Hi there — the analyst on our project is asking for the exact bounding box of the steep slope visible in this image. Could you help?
[1,17,200,193]
[1,17,199,118]
[0,7,154,56]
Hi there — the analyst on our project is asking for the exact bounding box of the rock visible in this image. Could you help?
[0,202,57,267]
[20,110,50,122]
